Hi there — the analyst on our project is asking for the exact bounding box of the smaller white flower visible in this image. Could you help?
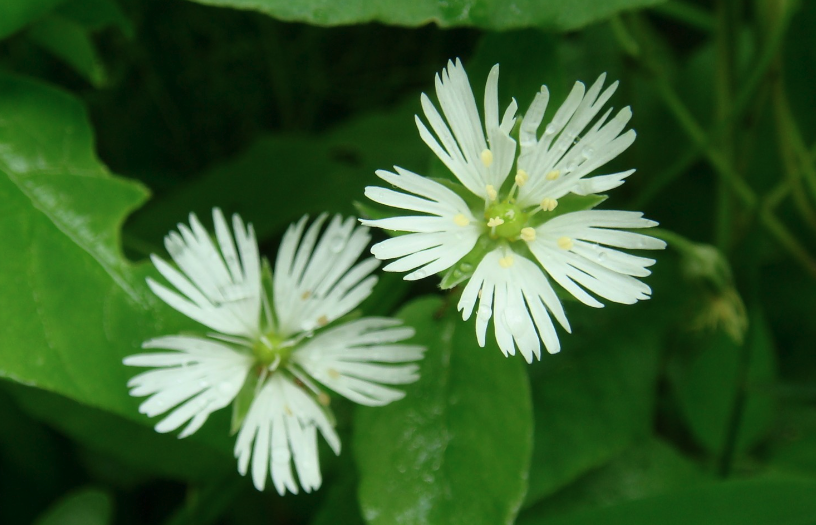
[126,210,423,495]
[364,59,666,362]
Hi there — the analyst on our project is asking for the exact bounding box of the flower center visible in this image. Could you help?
[252,331,293,368]
[484,200,528,239]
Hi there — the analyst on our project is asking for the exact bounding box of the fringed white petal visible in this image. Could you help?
[124,335,252,438]
[457,249,570,362]
[530,210,666,307]
[149,209,263,338]
[273,215,379,336]
[234,375,339,495]
[416,59,516,199]
[362,167,481,280]
[292,318,423,406]
[516,75,635,207]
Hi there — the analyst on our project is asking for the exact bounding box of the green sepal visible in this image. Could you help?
[528,193,607,228]
[439,236,495,290]
[230,370,260,435]
[261,258,275,319]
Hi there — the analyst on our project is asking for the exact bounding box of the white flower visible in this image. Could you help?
[363,59,666,362]
[125,210,423,495]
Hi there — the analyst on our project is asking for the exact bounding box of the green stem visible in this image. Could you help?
[651,0,716,31]
[633,4,789,207]
[654,78,756,208]
[625,13,816,278]
[713,0,737,250]
[163,477,244,525]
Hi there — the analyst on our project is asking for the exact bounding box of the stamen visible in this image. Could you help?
[515,169,529,186]
[486,185,498,201]
[318,393,331,406]
[454,213,470,227]
[540,198,558,212]
[284,404,293,416]
[557,236,574,250]
[499,255,515,268]
[487,217,505,228]
[520,227,536,242]
[301,291,312,300]
[546,170,561,181]
[481,149,494,167]
[328,368,341,379]
[317,315,329,327]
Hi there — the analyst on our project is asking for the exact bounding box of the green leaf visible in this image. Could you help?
[354,296,533,525]
[0,72,229,454]
[0,0,68,39]
[668,308,777,456]
[525,304,662,505]
[185,0,665,32]
[309,474,365,525]
[26,15,107,86]
[33,488,112,525]
[767,403,816,477]
[56,0,134,36]
[0,72,156,415]
[126,98,427,247]
[519,438,708,523]
[518,479,816,525]
[8,384,234,482]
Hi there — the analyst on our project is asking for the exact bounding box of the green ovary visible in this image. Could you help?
[484,200,529,239]
[252,331,293,367]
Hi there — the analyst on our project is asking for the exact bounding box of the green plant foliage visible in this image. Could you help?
[0,0,814,522]
[0,73,197,423]
[26,15,107,86]
[519,438,708,522]
[354,296,533,525]
[33,488,112,525]
[669,309,777,456]
[518,479,816,525]
[524,305,663,504]
[186,0,665,31]
[125,99,427,247]
[0,0,68,39]
[9,385,234,481]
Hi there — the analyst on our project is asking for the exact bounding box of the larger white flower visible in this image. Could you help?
[125,210,423,495]
[363,59,666,362]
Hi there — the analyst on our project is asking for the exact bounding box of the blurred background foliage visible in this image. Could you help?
[0,0,815,523]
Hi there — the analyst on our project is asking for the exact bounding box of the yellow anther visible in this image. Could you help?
[520,227,536,242]
[557,236,574,250]
[328,368,340,379]
[284,404,293,416]
[486,184,498,201]
[317,393,331,406]
[540,198,559,212]
[515,169,529,186]
[317,315,329,327]
[301,291,312,300]
[454,213,470,227]
[487,216,505,228]
[546,170,561,181]
[499,255,515,268]
[481,149,494,167]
